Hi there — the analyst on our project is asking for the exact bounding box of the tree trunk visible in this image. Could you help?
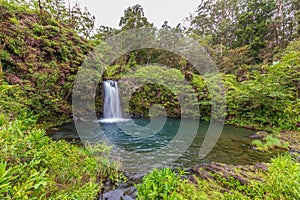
[297,82,300,99]
[147,49,151,66]
[274,0,282,45]
[38,0,43,14]
[0,61,3,85]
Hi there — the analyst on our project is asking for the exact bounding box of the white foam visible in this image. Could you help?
[97,118,130,123]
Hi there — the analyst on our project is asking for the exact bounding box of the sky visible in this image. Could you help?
[69,0,200,29]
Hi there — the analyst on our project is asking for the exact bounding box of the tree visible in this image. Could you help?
[119,4,153,30]
[75,7,95,39]
[190,0,242,49]
[295,0,300,36]
[268,0,300,50]
[113,5,155,68]
[189,0,254,70]
[233,0,276,63]
[93,25,117,41]
[189,0,300,65]
[14,0,96,39]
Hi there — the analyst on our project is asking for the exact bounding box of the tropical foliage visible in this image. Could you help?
[0,0,300,199]
[0,82,121,199]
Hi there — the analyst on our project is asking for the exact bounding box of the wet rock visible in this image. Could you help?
[99,184,137,200]
[103,180,114,193]
[254,163,268,171]
[124,186,138,199]
[187,167,213,180]
[289,150,300,161]
[185,161,269,191]
[187,175,198,184]
[99,171,142,200]
[202,163,250,185]
[249,131,269,139]
[123,172,147,183]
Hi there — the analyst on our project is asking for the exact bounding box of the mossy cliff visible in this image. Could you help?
[0,0,93,123]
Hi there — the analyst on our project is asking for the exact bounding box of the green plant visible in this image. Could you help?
[0,160,16,199]
[137,168,186,199]
[0,114,6,127]
[137,167,252,200]
[252,135,289,152]
[250,154,300,199]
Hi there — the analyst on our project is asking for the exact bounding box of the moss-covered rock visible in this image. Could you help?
[118,65,200,118]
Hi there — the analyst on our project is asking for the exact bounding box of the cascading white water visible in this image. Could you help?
[103,80,122,119]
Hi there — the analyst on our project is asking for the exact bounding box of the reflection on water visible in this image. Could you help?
[49,118,281,172]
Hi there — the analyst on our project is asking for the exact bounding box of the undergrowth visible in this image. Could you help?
[137,154,300,200]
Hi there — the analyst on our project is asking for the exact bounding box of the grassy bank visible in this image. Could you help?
[0,113,120,199]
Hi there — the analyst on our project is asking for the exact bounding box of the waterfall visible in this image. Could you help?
[103,80,122,119]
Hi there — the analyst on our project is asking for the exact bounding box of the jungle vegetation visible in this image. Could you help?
[0,0,299,199]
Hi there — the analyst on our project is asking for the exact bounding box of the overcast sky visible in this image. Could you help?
[69,0,200,29]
